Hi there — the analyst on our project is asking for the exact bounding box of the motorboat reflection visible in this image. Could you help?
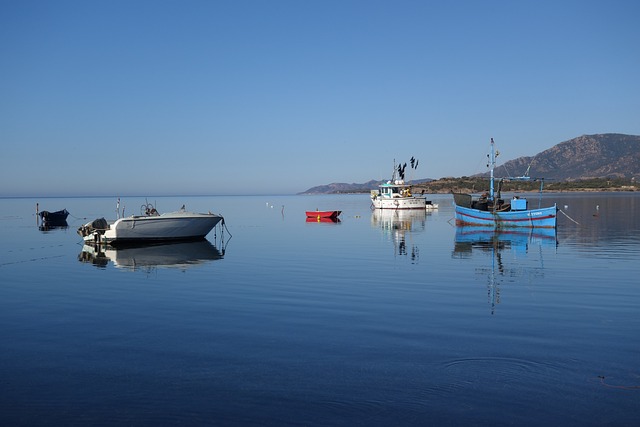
[372,209,430,262]
[453,227,557,314]
[79,239,224,271]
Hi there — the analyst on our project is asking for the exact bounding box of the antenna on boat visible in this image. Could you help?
[392,158,397,181]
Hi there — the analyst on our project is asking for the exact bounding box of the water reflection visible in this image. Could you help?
[371,209,429,262]
[453,227,557,314]
[305,217,341,224]
[79,239,224,271]
[38,220,69,232]
[551,193,640,252]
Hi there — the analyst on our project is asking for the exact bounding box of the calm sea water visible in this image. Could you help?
[1,193,639,426]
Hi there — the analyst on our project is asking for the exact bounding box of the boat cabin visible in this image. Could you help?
[378,181,412,198]
[511,197,528,211]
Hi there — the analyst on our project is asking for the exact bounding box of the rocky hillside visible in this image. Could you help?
[493,133,640,181]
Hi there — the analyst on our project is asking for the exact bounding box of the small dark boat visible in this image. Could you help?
[39,209,69,224]
[305,210,341,220]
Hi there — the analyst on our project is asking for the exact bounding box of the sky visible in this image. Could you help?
[1,0,639,196]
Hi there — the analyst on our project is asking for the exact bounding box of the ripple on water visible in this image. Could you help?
[434,356,568,394]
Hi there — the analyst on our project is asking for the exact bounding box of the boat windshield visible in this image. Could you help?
[381,186,398,195]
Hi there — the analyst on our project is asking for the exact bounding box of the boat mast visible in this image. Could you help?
[489,138,496,202]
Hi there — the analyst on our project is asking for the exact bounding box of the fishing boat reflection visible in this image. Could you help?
[79,239,225,271]
[453,227,557,314]
[372,209,429,262]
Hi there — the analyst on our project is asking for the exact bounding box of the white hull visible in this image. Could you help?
[82,211,223,244]
[371,196,425,209]
[371,196,438,210]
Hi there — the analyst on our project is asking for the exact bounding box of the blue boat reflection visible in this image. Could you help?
[453,227,557,314]
[79,239,225,271]
[454,227,557,256]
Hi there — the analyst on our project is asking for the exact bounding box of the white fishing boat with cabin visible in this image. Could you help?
[370,158,438,210]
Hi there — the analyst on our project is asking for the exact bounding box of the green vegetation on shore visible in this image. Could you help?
[412,177,638,194]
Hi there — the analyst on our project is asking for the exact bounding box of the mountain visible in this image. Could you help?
[301,180,381,194]
[300,134,640,194]
[492,133,640,181]
[301,179,434,194]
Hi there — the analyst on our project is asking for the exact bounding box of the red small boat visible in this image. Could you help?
[305,210,341,220]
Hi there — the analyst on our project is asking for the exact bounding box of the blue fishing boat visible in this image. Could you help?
[453,138,557,229]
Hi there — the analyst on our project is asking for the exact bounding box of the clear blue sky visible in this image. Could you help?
[1,0,638,196]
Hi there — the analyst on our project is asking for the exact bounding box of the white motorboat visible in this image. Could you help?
[78,202,224,245]
[370,159,438,210]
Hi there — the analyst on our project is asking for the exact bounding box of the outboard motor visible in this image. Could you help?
[77,217,108,238]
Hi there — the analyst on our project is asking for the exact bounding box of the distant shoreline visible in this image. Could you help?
[300,176,638,195]
[2,188,638,199]
[301,188,638,195]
